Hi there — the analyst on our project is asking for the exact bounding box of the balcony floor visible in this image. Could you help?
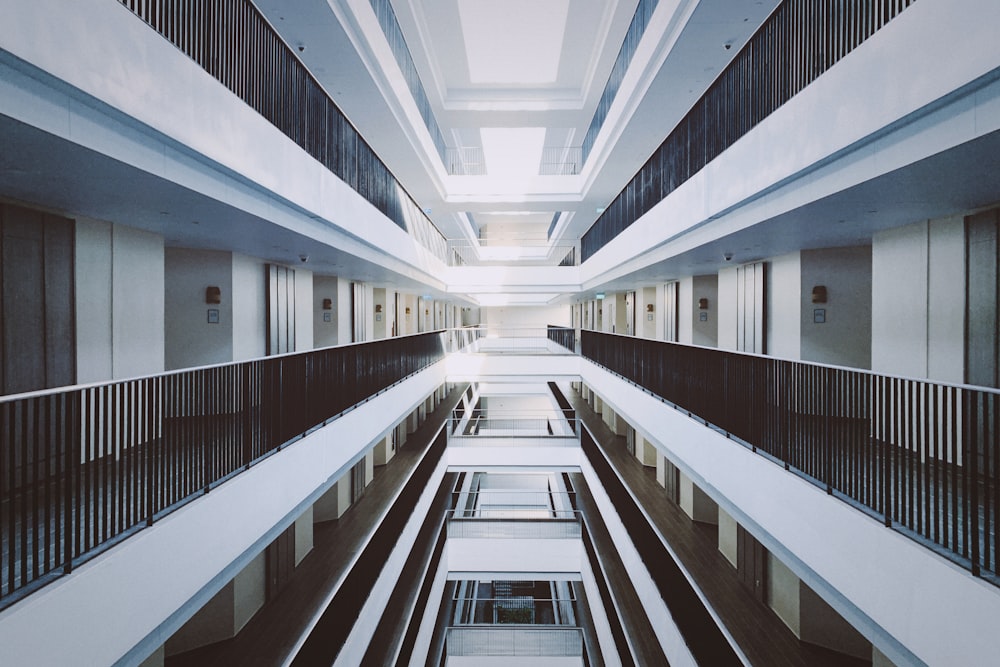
[568,388,871,667]
[165,384,468,667]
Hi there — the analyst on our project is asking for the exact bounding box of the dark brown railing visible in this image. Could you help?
[581,330,1000,581]
[115,0,447,261]
[582,0,917,261]
[547,326,576,353]
[0,332,447,607]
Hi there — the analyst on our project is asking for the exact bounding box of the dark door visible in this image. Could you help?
[737,524,767,603]
[1,204,75,394]
[266,522,296,600]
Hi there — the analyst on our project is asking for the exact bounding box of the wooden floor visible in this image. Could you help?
[166,385,468,667]
[567,388,871,667]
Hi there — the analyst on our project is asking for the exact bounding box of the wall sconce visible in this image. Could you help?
[206,286,221,304]
[405,307,411,315]
[812,286,828,303]
[698,298,709,310]
[322,298,332,310]
[375,304,383,313]
[646,304,654,312]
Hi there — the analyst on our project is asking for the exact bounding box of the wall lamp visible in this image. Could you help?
[206,286,221,304]
[812,286,828,303]
[322,298,332,310]
[698,298,709,310]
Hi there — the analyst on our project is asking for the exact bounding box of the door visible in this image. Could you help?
[737,524,767,603]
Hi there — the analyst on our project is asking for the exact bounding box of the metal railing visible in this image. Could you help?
[581,0,659,165]
[547,326,576,353]
[581,329,1000,580]
[446,509,582,539]
[582,0,916,261]
[445,626,584,657]
[456,327,577,355]
[115,0,448,262]
[451,490,578,516]
[450,598,578,626]
[0,331,449,606]
[446,241,577,267]
[448,415,579,441]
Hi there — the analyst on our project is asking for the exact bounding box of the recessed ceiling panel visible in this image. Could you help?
[458,0,570,84]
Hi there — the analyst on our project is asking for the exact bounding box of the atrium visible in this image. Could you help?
[1,0,999,665]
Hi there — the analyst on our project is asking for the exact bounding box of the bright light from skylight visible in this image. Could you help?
[458,0,569,84]
[481,127,546,177]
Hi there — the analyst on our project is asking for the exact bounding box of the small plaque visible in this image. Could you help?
[813,308,826,324]
[699,312,708,322]
[323,312,332,323]
[207,309,219,324]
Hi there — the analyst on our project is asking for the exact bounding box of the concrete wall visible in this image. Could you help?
[482,305,572,329]
[164,248,234,370]
[76,218,164,382]
[767,251,802,360]
[872,217,964,380]
[294,267,313,350]
[717,507,738,568]
[716,267,737,350]
[800,246,872,369]
[313,274,341,348]
[232,253,267,361]
[768,555,801,637]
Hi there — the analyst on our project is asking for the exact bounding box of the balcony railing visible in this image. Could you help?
[581,329,1000,581]
[450,597,578,625]
[448,414,579,442]
[445,626,584,657]
[581,0,917,261]
[456,327,577,355]
[547,326,577,353]
[451,490,577,514]
[116,0,448,262]
[446,241,577,267]
[446,509,582,539]
[0,331,449,607]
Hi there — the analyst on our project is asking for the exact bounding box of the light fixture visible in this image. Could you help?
[206,286,221,304]
[699,298,709,310]
[322,298,332,310]
[812,286,828,303]
[646,304,654,312]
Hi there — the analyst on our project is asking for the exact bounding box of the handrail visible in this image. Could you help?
[581,0,916,261]
[581,329,1000,580]
[0,332,449,607]
[115,0,448,261]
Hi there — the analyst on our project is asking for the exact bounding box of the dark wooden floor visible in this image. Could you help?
[166,385,468,667]
[568,388,871,667]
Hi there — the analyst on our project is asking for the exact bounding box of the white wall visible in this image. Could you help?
[75,217,114,383]
[800,246,872,369]
[164,247,234,370]
[313,274,341,348]
[294,267,314,350]
[76,218,164,383]
[716,268,737,350]
[482,305,572,329]
[872,217,964,380]
[767,251,802,360]
[232,253,267,361]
